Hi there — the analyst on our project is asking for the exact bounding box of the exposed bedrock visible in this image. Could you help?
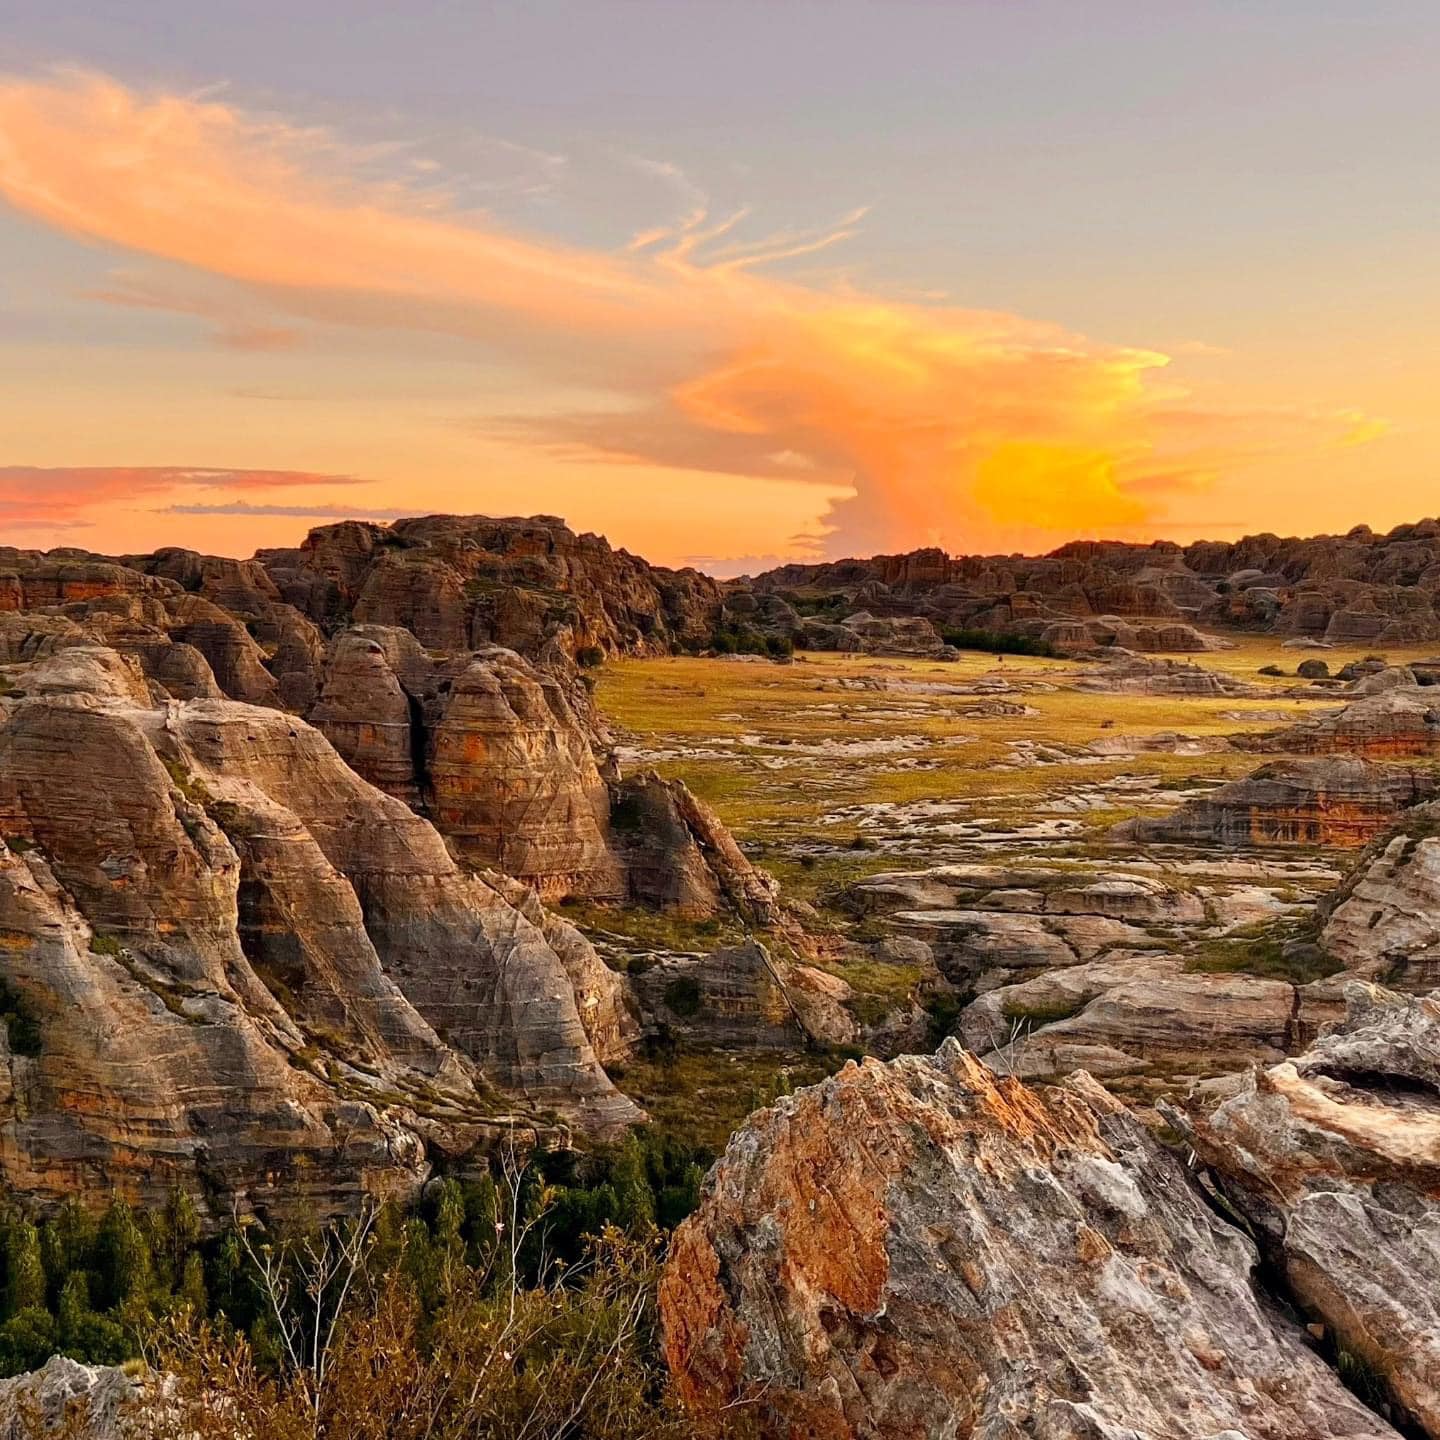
[1113,756,1440,848]
[661,1041,1397,1439]
[0,654,641,1218]
[1241,689,1440,759]
[1318,801,1440,991]
[1175,984,1440,1436]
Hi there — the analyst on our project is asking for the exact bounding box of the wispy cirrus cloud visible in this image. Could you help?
[0,70,1383,556]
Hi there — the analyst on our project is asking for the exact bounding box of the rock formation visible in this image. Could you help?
[749,516,1440,648]
[0,647,640,1219]
[661,1040,1397,1438]
[258,514,722,660]
[1114,757,1439,848]
[1176,984,1440,1435]
[1241,688,1440,757]
[0,1355,138,1439]
[1318,801,1440,990]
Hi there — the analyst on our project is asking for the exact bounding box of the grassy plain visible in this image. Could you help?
[593,637,1437,1132]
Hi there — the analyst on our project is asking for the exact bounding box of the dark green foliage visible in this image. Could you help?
[0,1128,715,1378]
[1258,664,1286,677]
[663,974,703,1017]
[575,645,606,668]
[709,620,772,656]
[0,978,41,1057]
[938,626,1061,658]
[88,933,124,957]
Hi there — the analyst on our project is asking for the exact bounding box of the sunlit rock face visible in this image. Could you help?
[1113,756,1440,849]
[1241,689,1440,759]
[0,647,641,1219]
[661,1041,1397,1440]
[258,513,723,660]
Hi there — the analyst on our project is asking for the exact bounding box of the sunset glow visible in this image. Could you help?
[2,5,1437,566]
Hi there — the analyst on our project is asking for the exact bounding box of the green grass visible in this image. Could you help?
[607,1047,842,1152]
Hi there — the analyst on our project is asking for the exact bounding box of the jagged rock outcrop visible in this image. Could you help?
[750,517,1440,646]
[1114,757,1439,848]
[259,514,722,660]
[1070,652,1258,696]
[608,771,780,924]
[1318,802,1440,990]
[0,648,641,1218]
[661,1041,1397,1439]
[629,940,856,1050]
[1176,985,1440,1436]
[0,1355,138,1439]
[1243,689,1440,757]
[800,612,957,659]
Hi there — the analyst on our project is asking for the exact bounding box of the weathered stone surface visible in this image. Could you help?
[1319,803,1440,990]
[0,658,640,1218]
[259,513,722,661]
[427,649,622,897]
[1242,689,1440,757]
[1071,652,1260,696]
[630,941,855,1050]
[662,1042,1395,1439]
[608,771,781,925]
[1115,757,1439,848]
[962,957,1305,1080]
[0,1356,138,1439]
[1176,985,1440,1436]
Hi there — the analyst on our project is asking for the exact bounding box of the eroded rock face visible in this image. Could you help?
[629,941,856,1051]
[259,514,722,661]
[0,1356,138,1439]
[661,1042,1395,1439]
[0,656,640,1217]
[750,517,1440,646]
[1242,690,1440,758]
[1319,803,1440,991]
[1115,757,1439,848]
[609,771,780,924]
[1176,985,1440,1436]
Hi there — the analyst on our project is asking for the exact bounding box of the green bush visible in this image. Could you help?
[938,627,1060,658]
[663,975,704,1018]
[0,979,41,1057]
[575,645,605,668]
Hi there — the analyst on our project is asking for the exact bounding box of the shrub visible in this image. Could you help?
[938,627,1060,658]
[0,979,41,1057]
[663,975,703,1018]
[576,645,605,668]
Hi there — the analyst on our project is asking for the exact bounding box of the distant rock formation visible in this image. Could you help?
[257,514,722,661]
[661,1041,1395,1438]
[1241,687,1440,757]
[748,516,1440,648]
[1113,756,1439,848]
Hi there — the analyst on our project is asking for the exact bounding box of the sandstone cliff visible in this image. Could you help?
[0,647,640,1220]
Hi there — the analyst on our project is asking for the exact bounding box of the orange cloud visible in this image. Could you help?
[0,466,363,528]
[0,71,1378,556]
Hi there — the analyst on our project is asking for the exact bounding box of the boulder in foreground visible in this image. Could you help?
[661,1040,1396,1439]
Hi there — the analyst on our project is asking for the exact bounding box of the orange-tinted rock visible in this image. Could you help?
[1115,757,1439,848]
[662,1042,1394,1439]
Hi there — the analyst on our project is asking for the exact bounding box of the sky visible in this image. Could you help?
[0,2,1437,573]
